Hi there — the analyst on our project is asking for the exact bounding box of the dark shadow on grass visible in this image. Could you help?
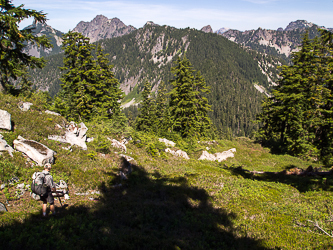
[0,163,276,250]
[226,165,333,193]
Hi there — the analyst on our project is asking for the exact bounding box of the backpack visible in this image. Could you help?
[31,172,48,196]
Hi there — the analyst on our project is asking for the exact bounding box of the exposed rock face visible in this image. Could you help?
[45,110,61,116]
[284,20,319,31]
[0,134,14,157]
[220,20,328,59]
[108,138,127,152]
[165,148,190,160]
[0,110,11,130]
[144,21,159,27]
[73,15,137,43]
[23,22,63,58]
[13,136,55,166]
[48,122,88,150]
[215,27,230,34]
[159,138,176,147]
[198,148,236,162]
[201,25,213,33]
[18,102,33,111]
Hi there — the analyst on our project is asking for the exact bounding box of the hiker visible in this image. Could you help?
[41,163,56,217]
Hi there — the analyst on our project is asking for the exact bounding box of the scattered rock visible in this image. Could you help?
[198,148,236,162]
[119,171,128,180]
[159,138,176,147]
[86,137,94,143]
[0,109,11,130]
[13,136,55,166]
[16,183,25,189]
[119,154,134,162]
[165,148,190,160]
[45,110,61,116]
[1,184,6,190]
[0,202,8,212]
[8,177,19,185]
[18,101,33,111]
[108,138,126,152]
[0,134,14,157]
[198,151,216,161]
[48,122,89,150]
[198,140,217,145]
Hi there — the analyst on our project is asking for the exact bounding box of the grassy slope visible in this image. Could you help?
[0,93,332,250]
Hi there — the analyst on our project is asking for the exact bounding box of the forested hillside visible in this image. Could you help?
[30,23,284,137]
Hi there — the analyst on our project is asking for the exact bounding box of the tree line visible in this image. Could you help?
[256,30,333,164]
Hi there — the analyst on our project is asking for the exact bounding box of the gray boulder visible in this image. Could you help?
[48,122,88,150]
[0,134,14,157]
[18,102,33,111]
[0,109,11,130]
[198,148,236,162]
[0,202,7,212]
[45,110,61,116]
[13,136,55,166]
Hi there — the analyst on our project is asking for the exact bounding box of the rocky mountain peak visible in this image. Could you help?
[144,21,159,27]
[215,27,230,35]
[200,25,213,33]
[23,21,63,58]
[73,15,136,43]
[284,20,315,31]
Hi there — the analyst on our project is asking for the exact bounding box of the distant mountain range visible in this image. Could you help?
[24,16,332,136]
[25,16,332,62]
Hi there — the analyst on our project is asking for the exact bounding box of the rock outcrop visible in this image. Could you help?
[0,110,11,130]
[198,148,236,162]
[73,15,136,43]
[13,136,55,166]
[18,102,33,111]
[0,134,14,157]
[45,110,61,116]
[165,148,190,160]
[159,138,176,147]
[48,122,89,150]
[108,138,127,152]
[200,25,213,33]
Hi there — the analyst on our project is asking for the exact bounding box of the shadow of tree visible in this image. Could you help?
[226,165,333,193]
[0,163,274,250]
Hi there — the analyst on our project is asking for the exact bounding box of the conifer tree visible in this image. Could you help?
[0,0,52,93]
[135,81,157,132]
[95,43,125,121]
[155,81,171,133]
[56,33,125,122]
[58,31,96,120]
[169,56,212,138]
[256,30,333,162]
[193,71,212,136]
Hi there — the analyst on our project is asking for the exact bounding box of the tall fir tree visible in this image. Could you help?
[95,43,125,121]
[155,81,171,134]
[256,30,333,163]
[55,32,125,122]
[135,81,157,132]
[0,0,52,94]
[169,56,212,138]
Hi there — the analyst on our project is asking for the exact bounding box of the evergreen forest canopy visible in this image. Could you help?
[2,0,333,163]
[0,0,52,95]
[256,30,333,164]
[29,23,277,137]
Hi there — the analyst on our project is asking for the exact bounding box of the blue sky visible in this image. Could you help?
[16,0,333,32]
